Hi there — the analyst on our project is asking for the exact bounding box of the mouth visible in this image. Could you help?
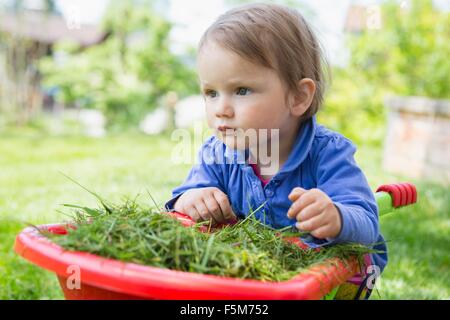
[217,125,236,134]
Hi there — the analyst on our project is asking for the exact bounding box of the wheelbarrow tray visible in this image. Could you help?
[14,221,360,300]
[14,183,418,300]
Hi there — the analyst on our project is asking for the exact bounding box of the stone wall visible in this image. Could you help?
[383,96,450,184]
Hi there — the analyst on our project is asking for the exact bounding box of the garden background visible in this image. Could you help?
[0,0,449,299]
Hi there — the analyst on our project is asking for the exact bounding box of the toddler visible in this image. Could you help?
[165,3,386,299]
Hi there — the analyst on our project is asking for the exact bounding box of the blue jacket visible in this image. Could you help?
[165,117,387,272]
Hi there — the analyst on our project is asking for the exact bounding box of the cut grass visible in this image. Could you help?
[46,196,372,282]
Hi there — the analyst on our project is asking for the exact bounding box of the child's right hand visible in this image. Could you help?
[173,187,237,225]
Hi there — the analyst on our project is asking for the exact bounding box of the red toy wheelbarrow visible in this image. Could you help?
[14,183,417,300]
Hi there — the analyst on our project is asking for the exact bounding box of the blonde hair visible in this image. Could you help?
[198,3,329,119]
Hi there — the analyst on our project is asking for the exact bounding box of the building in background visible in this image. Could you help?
[0,0,107,123]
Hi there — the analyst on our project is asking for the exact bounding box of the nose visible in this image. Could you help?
[215,96,234,118]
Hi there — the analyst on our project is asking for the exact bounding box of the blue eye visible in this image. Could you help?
[236,87,251,95]
[205,90,217,98]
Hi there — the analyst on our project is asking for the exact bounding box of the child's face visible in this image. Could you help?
[197,41,299,150]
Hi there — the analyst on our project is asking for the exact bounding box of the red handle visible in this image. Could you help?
[376,183,417,208]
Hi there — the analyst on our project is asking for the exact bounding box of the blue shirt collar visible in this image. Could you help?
[278,116,316,175]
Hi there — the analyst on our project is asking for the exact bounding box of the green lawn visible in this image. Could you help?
[0,130,448,299]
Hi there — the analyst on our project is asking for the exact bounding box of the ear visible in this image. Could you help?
[288,78,316,117]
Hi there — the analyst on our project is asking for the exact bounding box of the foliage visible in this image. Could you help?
[348,0,449,99]
[39,0,198,128]
[318,67,387,146]
[319,0,449,145]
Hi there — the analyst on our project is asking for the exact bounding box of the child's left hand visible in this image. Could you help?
[287,187,342,239]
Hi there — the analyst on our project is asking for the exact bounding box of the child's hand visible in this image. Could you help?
[173,187,237,225]
[287,187,342,239]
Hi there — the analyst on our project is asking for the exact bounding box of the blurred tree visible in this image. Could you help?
[0,0,58,126]
[39,0,198,129]
[348,0,449,99]
[319,0,449,145]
